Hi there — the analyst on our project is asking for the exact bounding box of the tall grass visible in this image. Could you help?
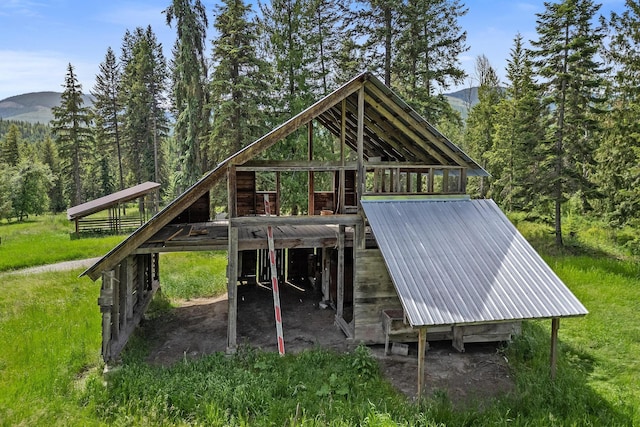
[160,252,229,299]
[0,269,103,425]
[1,215,639,425]
[0,214,123,272]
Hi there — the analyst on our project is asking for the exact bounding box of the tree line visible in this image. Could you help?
[1,0,639,247]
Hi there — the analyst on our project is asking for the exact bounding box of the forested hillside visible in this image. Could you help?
[1,0,639,247]
[0,92,93,124]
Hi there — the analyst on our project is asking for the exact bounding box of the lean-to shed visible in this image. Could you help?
[82,72,587,393]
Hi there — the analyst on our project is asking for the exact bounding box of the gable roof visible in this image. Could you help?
[67,182,160,220]
[83,72,485,280]
[362,197,588,327]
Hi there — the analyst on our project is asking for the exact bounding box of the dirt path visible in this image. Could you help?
[1,257,101,276]
[145,283,515,405]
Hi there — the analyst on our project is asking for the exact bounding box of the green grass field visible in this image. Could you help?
[0,214,124,272]
[0,215,638,425]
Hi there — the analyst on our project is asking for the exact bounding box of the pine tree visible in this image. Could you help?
[210,0,271,164]
[490,34,545,212]
[165,0,211,189]
[305,0,345,94]
[352,0,402,86]
[596,0,640,225]
[1,123,21,166]
[259,0,315,117]
[41,136,66,212]
[92,47,125,193]
[395,0,468,123]
[530,0,607,246]
[51,63,93,206]
[120,27,169,188]
[464,55,503,198]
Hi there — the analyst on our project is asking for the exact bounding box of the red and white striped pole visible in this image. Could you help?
[264,194,285,355]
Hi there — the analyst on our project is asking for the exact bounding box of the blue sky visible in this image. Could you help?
[0,0,626,101]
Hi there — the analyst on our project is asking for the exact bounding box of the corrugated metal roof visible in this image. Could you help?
[67,182,160,220]
[362,197,588,327]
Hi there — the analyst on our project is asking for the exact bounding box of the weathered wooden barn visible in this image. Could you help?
[83,73,587,393]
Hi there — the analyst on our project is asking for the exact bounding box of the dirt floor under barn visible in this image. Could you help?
[144,282,515,406]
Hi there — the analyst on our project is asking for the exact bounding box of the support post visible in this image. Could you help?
[550,317,560,380]
[357,86,365,208]
[321,247,330,301]
[337,225,345,319]
[227,226,238,353]
[308,121,315,215]
[418,327,428,397]
[228,165,237,218]
[99,270,116,361]
[339,99,346,213]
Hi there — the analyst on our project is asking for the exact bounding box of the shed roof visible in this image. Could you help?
[361,197,588,327]
[83,72,486,280]
[67,182,161,220]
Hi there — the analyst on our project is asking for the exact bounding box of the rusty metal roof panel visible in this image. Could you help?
[67,182,160,220]
[361,197,588,327]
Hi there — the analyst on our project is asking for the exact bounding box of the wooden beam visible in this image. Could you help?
[337,225,345,318]
[228,164,237,219]
[342,97,420,162]
[322,247,330,301]
[357,86,365,208]
[340,99,346,214]
[237,160,358,172]
[366,83,472,167]
[550,317,559,380]
[418,327,427,397]
[227,226,239,354]
[231,214,363,227]
[308,121,315,215]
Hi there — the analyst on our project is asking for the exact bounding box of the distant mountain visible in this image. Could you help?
[443,87,479,118]
[0,87,476,125]
[0,92,93,124]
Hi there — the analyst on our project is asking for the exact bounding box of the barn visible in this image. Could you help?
[82,72,587,394]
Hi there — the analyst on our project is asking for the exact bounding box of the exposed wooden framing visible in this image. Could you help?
[125,256,134,322]
[318,108,384,160]
[238,160,358,172]
[276,171,281,216]
[308,121,315,216]
[442,169,449,193]
[366,83,472,168]
[364,93,449,165]
[337,225,345,318]
[99,270,116,359]
[227,226,239,353]
[357,86,365,207]
[340,99,346,214]
[418,327,428,396]
[228,165,237,218]
[428,168,434,193]
[322,247,330,301]
[460,168,467,193]
[550,317,559,380]
[84,75,367,281]
[342,97,421,163]
[231,214,362,227]
[452,325,465,352]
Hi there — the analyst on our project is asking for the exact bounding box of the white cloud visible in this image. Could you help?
[0,0,47,18]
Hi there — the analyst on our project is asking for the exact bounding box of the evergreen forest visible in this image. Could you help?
[2,0,640,247]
